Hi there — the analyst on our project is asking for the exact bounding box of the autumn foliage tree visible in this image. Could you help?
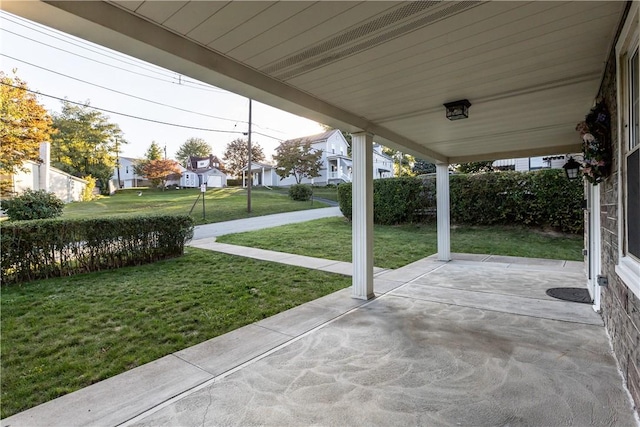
[0,72,54,195]
[222,138,265,177]
[273,139,323,184]
[141,159,182,189]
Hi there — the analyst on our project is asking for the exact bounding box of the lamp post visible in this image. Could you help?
[563,156,581,180]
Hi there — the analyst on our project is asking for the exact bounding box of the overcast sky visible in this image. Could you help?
[0,10,326,160]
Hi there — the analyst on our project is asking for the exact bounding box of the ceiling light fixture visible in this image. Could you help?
[443,99,471,120]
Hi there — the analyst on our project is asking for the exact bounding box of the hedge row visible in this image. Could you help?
[337,169,584,233]
[1,215,194,285]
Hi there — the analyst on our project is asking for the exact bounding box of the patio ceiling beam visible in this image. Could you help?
[6,0,449,164]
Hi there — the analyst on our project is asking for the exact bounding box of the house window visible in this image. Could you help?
[125,166,129,174]
[626,47,640,261]
[616,3,640,296]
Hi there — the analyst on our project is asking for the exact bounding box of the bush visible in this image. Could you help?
[288,184,313,201]
[1,214,194,284]
[0,189,65,221]
[226,178,242,187]
[337,178,424,225]
[337,170,584,233]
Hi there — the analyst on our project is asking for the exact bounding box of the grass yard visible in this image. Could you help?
[217,217,584,269]
[0,248,350,418]
[63,187,325,225]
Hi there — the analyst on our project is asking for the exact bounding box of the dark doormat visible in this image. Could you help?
[546,287,593,304]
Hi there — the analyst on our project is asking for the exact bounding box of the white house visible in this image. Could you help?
[492,155,578,172]
[372,144,395,179]
[184,155,227,188]
[249,130,395,187]
[7,142,87,203]
[241,162,279,188]
[112,156,148,188]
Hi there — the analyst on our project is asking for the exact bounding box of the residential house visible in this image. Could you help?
[372,144,394,178]
[492,155,578,171]
[184,154,227,188]
[6,1,638,417]
[5,142,87,203]
[241,162,279,188]
[245,131,395,187]
[112,156,149,188]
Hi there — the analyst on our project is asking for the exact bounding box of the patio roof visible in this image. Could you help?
[1,1,626,163]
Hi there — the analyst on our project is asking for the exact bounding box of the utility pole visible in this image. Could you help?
[164,144,167,160]
[247,99,252,213]
[115,137,121,189]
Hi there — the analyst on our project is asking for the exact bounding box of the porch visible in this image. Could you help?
[327,155,352,184]
[3,253,635,427]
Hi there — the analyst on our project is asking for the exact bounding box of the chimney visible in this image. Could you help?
[39,142,51,192]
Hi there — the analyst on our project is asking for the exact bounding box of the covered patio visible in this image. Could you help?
[2,253,636,426]
[2,1,639,424]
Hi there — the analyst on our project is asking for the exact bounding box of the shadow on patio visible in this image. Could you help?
[4,254,637,427]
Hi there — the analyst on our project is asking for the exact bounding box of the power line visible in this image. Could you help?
[1,13,176,79]
[1,53,250,125]
[1,81,286,142]
[0,81,244,134]
[1,14,231,94]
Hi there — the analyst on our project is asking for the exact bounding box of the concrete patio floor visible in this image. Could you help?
[4,253,637,427]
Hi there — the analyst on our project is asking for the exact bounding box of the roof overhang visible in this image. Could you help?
[1,1,627,164]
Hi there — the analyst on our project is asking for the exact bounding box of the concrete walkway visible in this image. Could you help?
[192,206,343,240]
[4,253,637,427]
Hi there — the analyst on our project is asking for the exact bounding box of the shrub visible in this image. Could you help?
[288,184,313,201]
[226,178,242,187]
[1,214,194,284]
[0,189,64,221]
[81,175,97,201]
[337,177,424,225]
[337,170,583,233]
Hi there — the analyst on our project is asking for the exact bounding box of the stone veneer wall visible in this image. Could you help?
[597,35,640,417]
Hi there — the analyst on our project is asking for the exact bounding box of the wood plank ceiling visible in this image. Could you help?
[2,1,626,163]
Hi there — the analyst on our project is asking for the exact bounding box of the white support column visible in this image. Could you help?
[351,132,375,300]
[436,163,451,261]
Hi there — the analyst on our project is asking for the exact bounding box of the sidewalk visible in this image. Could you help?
[192,206,343,240]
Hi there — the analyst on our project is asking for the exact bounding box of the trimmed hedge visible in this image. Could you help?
[337,177,423,225]
[337,170,583,233]
[1,215,194,285]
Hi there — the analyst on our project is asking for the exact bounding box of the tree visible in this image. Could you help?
[175,137,212,166]
[412,158,436,175]
[141,159,182,189]
[273,139,323,184]
[222,138,265,177]
[134,141,164,176]
[383,147,415,177]
[0,72,54,195]
[51,101,124,194]
[145,141,163,160]
[455,161,494,173]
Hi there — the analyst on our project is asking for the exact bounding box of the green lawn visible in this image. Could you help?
[0,248,350,418]
[217,217,584,268]
[63,187,325,225]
